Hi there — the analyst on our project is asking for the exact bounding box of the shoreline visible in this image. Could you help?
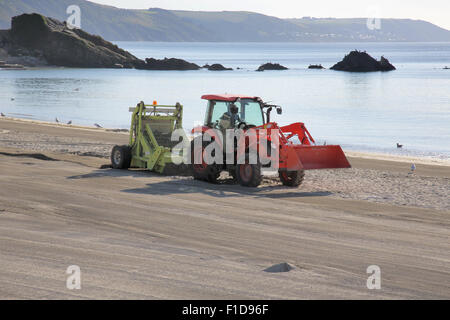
[0,116,130,134]
[344,150,450,167]
[1,115,449,211]
[1,116,449,167]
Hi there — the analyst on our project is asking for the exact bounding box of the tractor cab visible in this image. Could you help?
[189,94,350,187]
[201,94,282,131]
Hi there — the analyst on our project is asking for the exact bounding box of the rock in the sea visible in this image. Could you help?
[331,50,396,72]
[203,63,233,71]
[136,57,200,70]
[308,64,325,69]
[256,63,288,71]
[1,13,140,68]
[378,56,396,71]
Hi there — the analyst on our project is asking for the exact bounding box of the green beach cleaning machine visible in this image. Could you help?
[110,101,187,174]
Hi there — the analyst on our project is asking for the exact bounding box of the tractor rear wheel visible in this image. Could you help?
[111,145,132,169]
[279,170,305,187]
[190,139,221,183]
[236,155,262,187]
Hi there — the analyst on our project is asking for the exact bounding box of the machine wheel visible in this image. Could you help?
[279,170,305,187]
[190,138,221,183]
[111,145,132,169]
[235,154,262,187]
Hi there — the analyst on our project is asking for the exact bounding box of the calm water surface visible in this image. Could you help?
[1,42,449,159]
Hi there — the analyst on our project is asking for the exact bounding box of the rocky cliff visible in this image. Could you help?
[0,13,141,68]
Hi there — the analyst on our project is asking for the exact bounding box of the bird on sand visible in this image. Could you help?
[397,143,403,149]
[94,123,102,128]
[67,120,72,125]
[55,117,59,123]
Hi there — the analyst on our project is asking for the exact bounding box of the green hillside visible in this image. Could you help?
[1,0,450,42]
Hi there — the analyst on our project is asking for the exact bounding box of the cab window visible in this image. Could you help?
[239,100,263,127]
[205,99,263,128]
[211,101,229,125]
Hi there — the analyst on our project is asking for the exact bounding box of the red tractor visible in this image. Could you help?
[190,94,351,187]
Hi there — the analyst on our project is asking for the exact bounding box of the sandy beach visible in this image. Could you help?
[0,117,449,299]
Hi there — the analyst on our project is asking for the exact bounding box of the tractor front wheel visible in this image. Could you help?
[111,145,132,169]
[279,170,305,187]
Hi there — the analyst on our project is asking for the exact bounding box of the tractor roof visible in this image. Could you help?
[201,94,260,102]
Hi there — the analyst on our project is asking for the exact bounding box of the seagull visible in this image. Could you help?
[1,112,5,117]
[67,120,72,125]
[55,117,59,123]
[94,123,102,128]
[397,143,403,149]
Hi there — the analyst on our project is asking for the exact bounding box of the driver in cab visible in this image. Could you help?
[219,103,241,130]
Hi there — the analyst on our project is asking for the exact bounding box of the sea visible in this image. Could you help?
[1,42,449,160]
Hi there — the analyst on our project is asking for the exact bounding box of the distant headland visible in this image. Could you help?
[1,1,450,42]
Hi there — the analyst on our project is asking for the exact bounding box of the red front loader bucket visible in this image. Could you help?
[281,145,351,171]
[277,122,351,171]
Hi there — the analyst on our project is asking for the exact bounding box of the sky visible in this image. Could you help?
[89,0,450,30]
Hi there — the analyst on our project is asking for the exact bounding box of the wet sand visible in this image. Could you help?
[0,117,449,299]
